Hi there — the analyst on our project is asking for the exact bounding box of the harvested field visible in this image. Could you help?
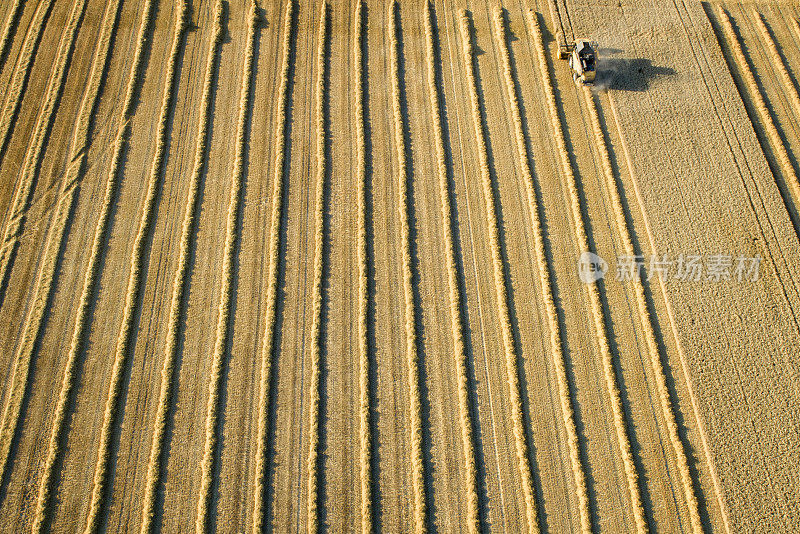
[0,0,799,532]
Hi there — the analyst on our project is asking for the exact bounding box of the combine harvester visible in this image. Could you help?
[549,0,598,84]
[567,39,598,84]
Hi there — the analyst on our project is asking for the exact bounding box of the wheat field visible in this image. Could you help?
[0,0,799,532]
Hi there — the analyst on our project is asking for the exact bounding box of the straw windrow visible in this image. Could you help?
[84,3,189,532]
[529,11,648,532]
[390,2,427,532]
[458,11,540,533]
[423,4,480,532]
[492,8,591,532]
[139,2,225,532]
[306,3,330,532]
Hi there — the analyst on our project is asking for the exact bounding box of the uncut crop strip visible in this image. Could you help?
[249,2,294,533]
[752,10,800,123]
[0,0,82,307]
[390,2,426,532]
[606,90,732,534]
[423,4,480,532]
[27,0,125,530]
[83,3,189,532]
[0,0,26,73]
[139,3,224,533]
[528,11,648,533]
[458,11,539,533]
[0,0,55,167]
[0,0,88,489]
[354,2,374,532]
[582,85,703,534]
[491,8,590,532]
[713,7,800,207]
[195,3,259,534]
[306,3,329,533]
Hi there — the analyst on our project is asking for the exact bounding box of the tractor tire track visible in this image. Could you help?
[712,7,800,211]
[668,7,800,523]
[583,85,703,534]
[605,85,735,534]
[731,6,800,158]
[192,2,259,533]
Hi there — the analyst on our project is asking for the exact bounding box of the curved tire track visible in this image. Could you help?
[0,0,80,309]
[0,0,88,496]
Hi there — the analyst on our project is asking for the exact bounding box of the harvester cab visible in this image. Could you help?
[568,39,598,85]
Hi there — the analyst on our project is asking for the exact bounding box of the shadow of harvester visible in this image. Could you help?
[594,55,675,91]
